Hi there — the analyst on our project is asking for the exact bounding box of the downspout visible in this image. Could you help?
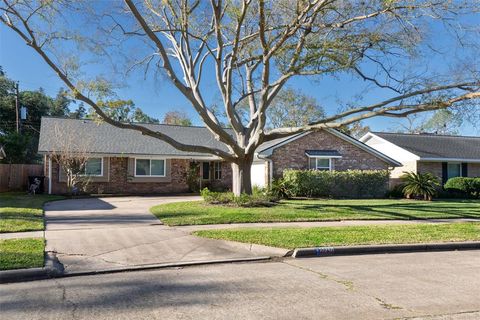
[48,155,52,195]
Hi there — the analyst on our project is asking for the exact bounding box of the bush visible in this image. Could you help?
[444,177,480,198]
[386,183,405,199]
[201,188,278,207]
[282,169,390,198]
[400,172,440,201]
[270,178,294,199]
[200,188,234,204]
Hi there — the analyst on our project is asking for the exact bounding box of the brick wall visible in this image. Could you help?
[467,163,480,177]
[269,130,391,178]
[47,157,232,195]
[416,162,443,181]
[417,161,480,181]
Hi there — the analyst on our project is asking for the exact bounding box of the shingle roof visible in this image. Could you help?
[38,117,293,158]
[373,132,480,160]
[38,117,231,157]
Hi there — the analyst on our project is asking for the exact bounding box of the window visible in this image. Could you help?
[213,162,222,180]
[135,159,165,177]
[81,158,103,176]
[447,163,462,179]
[202,162,210,180]
[308,157,331,171]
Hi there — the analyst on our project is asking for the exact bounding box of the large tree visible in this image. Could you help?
[2,0,479,194]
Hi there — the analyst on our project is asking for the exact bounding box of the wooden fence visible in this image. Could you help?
[0,164,43,192]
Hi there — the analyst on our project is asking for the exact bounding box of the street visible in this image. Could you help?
[1,250,479,320]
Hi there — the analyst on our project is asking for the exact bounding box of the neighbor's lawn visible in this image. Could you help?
[194,222,480,249]
[150,199,480,226]
[0,193,64,233]
[0,238,45,270]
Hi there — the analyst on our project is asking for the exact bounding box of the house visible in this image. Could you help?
[38,117,399,194]
[360,132,480,185]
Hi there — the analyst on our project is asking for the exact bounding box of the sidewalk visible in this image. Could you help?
[0,231,43,240]
[174,218,480,232]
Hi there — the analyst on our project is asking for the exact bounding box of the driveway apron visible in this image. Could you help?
[44,196,268,274]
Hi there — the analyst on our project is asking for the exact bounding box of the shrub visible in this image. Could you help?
[386,183,406,199]
[282,169,390,198]
[200,188,234,204]
[400,172,440,201]
[444,177,480,198]
[270,178,294,199]
[201,188,277,207]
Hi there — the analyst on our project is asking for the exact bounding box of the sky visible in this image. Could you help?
[0,5,478,136]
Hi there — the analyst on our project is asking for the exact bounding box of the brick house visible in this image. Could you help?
[360,132,480,185]
[38,117,399,194]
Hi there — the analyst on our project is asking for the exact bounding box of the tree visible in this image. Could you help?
[2,1,479,195]
[0,132,34,164]
[417,109,463,135]
[396,109,466,135]
[87,99,159,123]
[69,103,87,119]
[50,88,72,117]
[163,111,192,126]
[263,88,324,129]
[339,122,372,139]
[49,125,93,194]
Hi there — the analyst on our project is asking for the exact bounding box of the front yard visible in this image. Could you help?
[0,193,64,233]
[151,199,480,226]
[0,238,45,270]
[194,222,480,249]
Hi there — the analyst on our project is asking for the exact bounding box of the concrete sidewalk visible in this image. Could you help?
[0,231,43,240]
[175,217,480,232]
[44,196,282,274]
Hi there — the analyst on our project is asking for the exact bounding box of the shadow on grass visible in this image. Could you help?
[292,200,480,220]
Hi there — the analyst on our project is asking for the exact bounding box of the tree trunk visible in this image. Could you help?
[231,157,253,196]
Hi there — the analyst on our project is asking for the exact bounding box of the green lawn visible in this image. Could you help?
[0,193,64,233]
[0,238,45,270]
[194,222,480,249]
[150,199,480,226]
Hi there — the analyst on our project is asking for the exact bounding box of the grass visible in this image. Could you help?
[150,199,480,226]
[193,222,480,249]
[0,238,45,270]
[0,192,64,233]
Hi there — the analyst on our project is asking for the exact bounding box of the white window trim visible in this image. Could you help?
[79,157,104,177]
[213,161,222,180]
[134,158,166,177]
[308,156,334,171]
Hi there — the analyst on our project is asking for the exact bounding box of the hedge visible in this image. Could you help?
[444,177,480,198]
[282,169,390,198]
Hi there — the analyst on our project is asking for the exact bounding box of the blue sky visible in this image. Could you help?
[1,11,478,135]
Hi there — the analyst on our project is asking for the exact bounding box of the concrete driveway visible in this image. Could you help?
[44,196,279,274]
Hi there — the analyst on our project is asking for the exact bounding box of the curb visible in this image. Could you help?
[0,252,63,284]
[292,241,480,258]
[0,256,271,284]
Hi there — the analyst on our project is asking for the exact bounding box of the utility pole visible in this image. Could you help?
[14,81,20,133]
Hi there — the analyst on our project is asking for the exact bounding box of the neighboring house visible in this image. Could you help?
[38,117,399,194]
[360,132,480,185]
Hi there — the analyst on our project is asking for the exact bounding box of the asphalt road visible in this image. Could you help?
[1,250,479,320]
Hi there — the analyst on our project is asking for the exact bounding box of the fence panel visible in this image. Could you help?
[0,164,43,192]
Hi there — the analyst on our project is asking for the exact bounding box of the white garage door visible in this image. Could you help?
[251,162,266,188]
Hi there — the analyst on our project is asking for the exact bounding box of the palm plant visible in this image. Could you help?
[400,172,440,201]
